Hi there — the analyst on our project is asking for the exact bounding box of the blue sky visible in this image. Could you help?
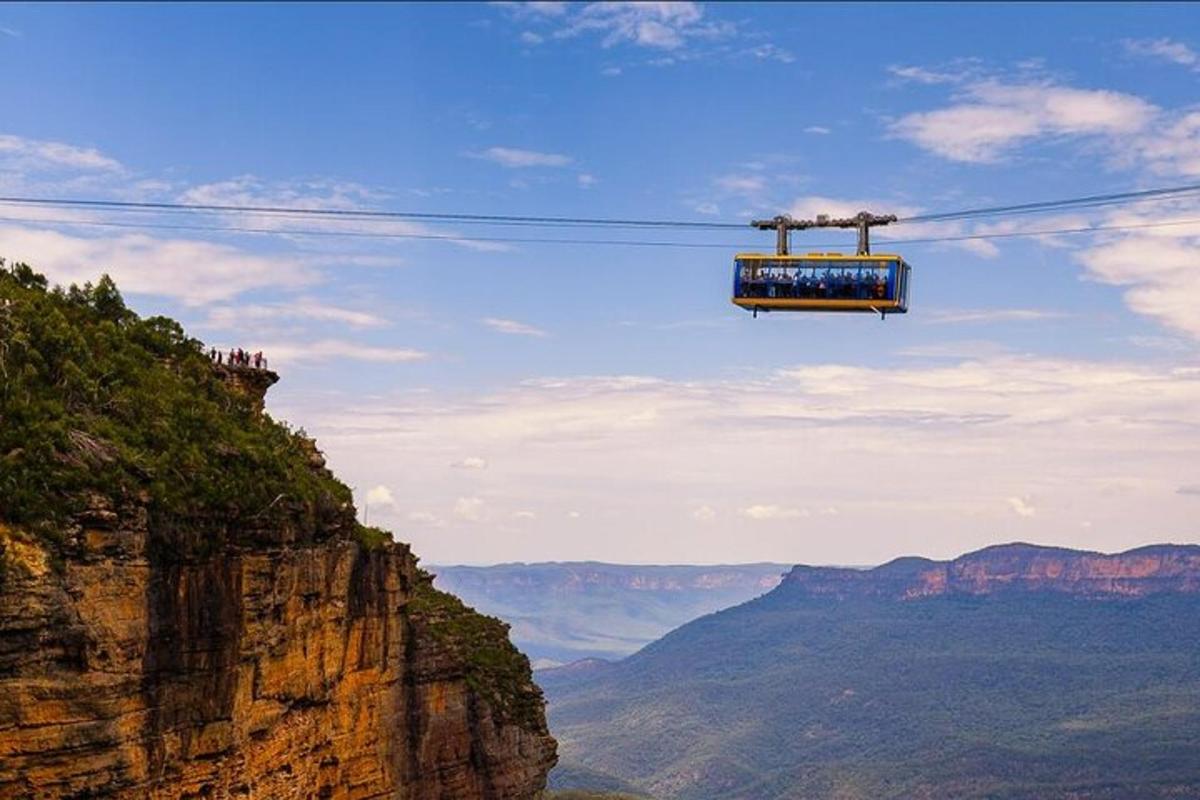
[2,3,1199,565]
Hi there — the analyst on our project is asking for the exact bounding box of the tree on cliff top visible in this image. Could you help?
[0,262,354,554]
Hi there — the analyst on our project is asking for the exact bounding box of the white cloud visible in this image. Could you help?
[201,299,388,330]
[497,1,568,18]
[407,510,443,526]
[454,496,486,521]
[513,510,538,520]
[887,64,963,85]
[566,510,581,519]
[291,354,1200,563]
[1124,38,1200,70]
[483,317,548,337]
[742,505,810,521]
[452,456,489,470]
[1128,335,1192,353]
[715,174,766,194]
[803,126,831,135]
[0,224,317,305]
[501,1,733,53]
[924,308,1070,324]
[1007,496,1037,518]
[1136,111,1200,177]
[749,43,794,63]
[520,30,545,44]
[891,81,1156,163]
[693,202,720,215]
[178,175,379,210]
[257,339,428,365]
[0,133,122,172]
[692,505,716,522]
[567,2,705,50]
[176,174,503,251]
[1075,220,1200,338]
[577,173,598,188]
[896,341,1014,360]
[470,147,572,168]
[601,66,622,76]
[366,485,396,507]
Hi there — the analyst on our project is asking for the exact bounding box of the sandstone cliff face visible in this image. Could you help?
[782,542,1200,600]
[0,507,556,799]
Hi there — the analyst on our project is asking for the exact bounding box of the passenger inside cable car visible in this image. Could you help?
[732,254,910,316]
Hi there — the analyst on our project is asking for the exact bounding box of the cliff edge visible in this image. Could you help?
[782,541,1200,600]
[0,264,555,799]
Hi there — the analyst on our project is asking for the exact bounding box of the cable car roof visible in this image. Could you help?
[735,252,905,261]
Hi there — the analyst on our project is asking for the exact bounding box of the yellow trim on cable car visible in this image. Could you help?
[731,298,903,310]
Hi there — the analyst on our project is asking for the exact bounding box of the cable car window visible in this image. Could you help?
[732,254,910,316]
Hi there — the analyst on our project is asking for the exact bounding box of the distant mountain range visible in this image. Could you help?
[541,543,1200,800]
[429,562,788,666]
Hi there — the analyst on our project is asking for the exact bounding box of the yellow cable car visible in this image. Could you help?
[732,253,911,316]
[736,212,911,317]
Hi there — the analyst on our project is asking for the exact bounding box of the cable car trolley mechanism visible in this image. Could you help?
[733,211,911,318]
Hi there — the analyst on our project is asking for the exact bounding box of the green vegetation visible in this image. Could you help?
[544,585,1200,800]
[354,523,393,551]
[408,574,546,731]
[0,262,352,554]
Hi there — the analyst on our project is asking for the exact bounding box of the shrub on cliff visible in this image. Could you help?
[0,262,352,553]
[409,574,548,732]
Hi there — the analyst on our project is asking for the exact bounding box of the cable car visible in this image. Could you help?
[732,252,911,317]
[735,212,911,317]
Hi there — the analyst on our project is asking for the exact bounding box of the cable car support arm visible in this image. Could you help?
[750,211,898,256]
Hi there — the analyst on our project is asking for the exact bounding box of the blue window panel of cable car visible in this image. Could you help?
[733,260,894,302]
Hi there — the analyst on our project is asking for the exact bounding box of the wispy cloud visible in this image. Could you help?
[177,174,506,250]
[468,146,572,168]
[483,317,548,337]
[1123,38,1200,70]
[497,1,735,52]
[887,64,964,85]
[803,126,831,135]
[0,133,122,172]
[452,456,489,470]
[258,339,428,365]
[748,43,794,63]
[715,173,766,194]
[1007,496,1037,518]
[454,496,486,522]
[366,485,397,507]
[200,299,389,330]
[743,504,810,521]
[924,308,1070,324]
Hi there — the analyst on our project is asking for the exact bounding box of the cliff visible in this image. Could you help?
[0,265,555,798]
[781,542,1200,600]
